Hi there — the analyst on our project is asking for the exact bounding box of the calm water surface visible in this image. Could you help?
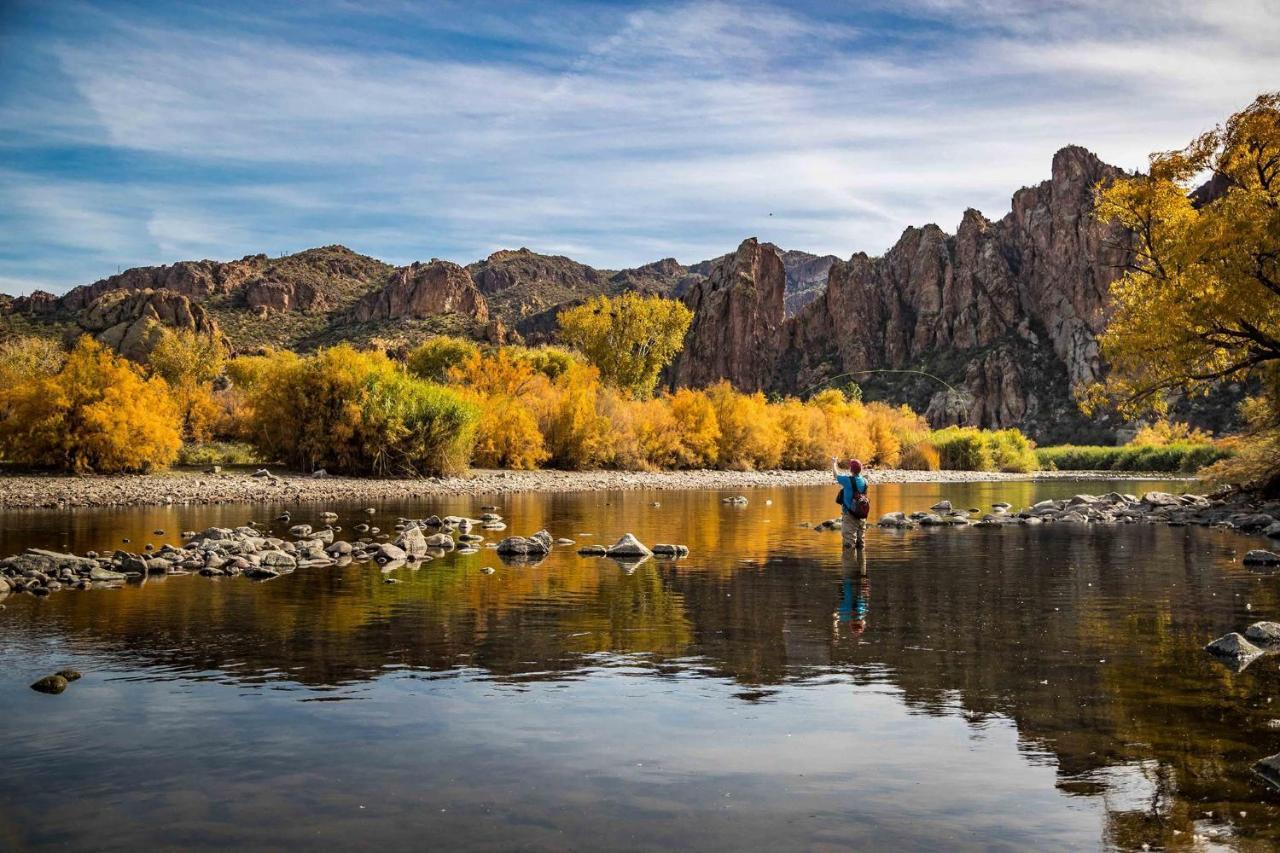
[2,479,1279,851]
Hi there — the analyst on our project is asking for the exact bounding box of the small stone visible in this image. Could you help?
[930,500,953,512]
[57,669,82,682]
[480,567,496,575]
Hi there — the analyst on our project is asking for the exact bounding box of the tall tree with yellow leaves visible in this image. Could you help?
[557,293,693,398]
[1085,92,1280,490]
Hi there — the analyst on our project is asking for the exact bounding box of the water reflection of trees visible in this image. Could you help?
[9,481,1280,846]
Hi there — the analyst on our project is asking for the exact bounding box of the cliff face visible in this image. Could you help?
[352,261,489,324]
[676,147,1131,441]
[670,238,786,391]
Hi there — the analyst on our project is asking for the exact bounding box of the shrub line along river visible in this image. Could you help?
[2,477,1279,851]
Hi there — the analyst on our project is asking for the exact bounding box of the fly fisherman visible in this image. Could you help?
[832,456,870,549]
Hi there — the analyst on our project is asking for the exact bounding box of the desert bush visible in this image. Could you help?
[899,439,941,471]
[509,345,582,380]
[0,335,65,388]
[532,361,612,469]
[1131,419,1213,446]
[176,440,262,467]
[236,344,476,476]
[930,426,995,471]
[667,387,720,468]
[0,337,181,472]
[468,392,549,469]
[776,397,829,469]
[406,336,480,383]
[706,382,784,470]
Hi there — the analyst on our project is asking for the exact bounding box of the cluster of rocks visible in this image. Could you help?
[0,505,693,602]
[30,669,82,695]
[1205,622,1280,672]
[875,491,1280,546]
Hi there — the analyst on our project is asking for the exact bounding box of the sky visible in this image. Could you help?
[0,0,1278,295]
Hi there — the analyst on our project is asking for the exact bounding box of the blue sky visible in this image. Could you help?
[1,0,1277,295]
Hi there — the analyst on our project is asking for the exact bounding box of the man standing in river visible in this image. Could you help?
[832,457,870,550]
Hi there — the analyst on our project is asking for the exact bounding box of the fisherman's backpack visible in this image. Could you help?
[836,480,871,519]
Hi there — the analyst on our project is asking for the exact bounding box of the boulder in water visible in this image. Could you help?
[31,675,69,695]
[1245,622,1280,646]
[1205,632,1265,670]
[606,534,653,558]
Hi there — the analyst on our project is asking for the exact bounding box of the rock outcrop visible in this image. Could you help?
[77,289,223,361]
[670,238,787,391]
[351,260,489,324]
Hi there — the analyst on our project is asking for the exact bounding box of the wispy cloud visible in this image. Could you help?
[0,0,1277,293]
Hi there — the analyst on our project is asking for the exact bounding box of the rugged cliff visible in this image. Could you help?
[670,238,787,391]
[674,147,1133,441]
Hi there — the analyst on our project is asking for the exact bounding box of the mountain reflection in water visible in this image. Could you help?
[2,479,1279,851]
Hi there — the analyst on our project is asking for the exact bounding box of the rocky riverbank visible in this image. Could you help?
[0,467,1195,510]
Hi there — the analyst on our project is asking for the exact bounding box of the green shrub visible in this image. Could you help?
[927,426,1038,472]
[176,441,263,467]
[1035,442,1233,472]
[406,336,480,383]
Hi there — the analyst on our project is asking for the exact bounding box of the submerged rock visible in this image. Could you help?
[31,674,69,695]
[1244,550,1280,566]
[651,544,689,557]
[577,544,608,556]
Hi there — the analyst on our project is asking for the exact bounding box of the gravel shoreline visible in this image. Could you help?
[0,467,1195,510]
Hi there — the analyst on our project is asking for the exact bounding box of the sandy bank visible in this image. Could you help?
[0,467,1194,511]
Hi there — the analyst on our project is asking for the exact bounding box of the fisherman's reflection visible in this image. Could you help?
[834,548,869,638]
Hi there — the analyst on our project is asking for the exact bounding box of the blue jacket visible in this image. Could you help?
[835,473,867,510]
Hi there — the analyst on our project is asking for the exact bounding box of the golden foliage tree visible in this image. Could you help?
[557,293,693,398]
[147,328,225,441]
[0,337,181,472]
[1086,92,1280,489]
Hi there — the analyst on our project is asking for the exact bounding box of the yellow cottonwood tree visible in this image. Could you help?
[557,293,693,398]
[1085,92,1280,415]
[1086,92,1280,490]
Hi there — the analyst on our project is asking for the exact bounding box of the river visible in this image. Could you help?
[1,478,1277,851]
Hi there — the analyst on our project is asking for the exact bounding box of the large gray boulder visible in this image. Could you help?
[395,526,428,557]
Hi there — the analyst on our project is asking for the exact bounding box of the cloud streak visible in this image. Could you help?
[0,0,1277,293]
